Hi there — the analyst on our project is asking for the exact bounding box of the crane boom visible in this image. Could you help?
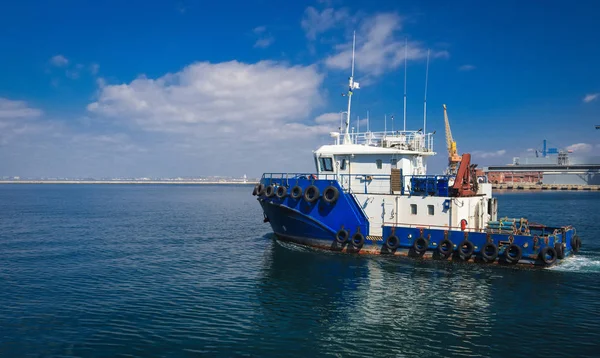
[443,104,453,153]
[443,104,462,174]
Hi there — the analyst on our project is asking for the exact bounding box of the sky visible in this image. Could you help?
[1,0,599,178]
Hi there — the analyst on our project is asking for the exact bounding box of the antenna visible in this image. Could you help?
[423,49,430,135]
[384,114,387,133]
[343,31,359,145]
[403,37,407,132]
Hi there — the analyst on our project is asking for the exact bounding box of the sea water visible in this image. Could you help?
[1,185,599,357]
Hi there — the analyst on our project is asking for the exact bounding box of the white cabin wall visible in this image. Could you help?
[450,197,490,231]
[333,154,426,194]
[347,154,393,194]
[393,196,452,228]
[355,194,452,236]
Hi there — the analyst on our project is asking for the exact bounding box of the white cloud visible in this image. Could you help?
[566,143,592,153]
[253,26,266,34]
[314,112,341,124]
[459,64,475,71]
[301,6,349,40]
[50,55,69,67]
[0,98,43,119]
[85,60,334,175]
[324,13,447,77]
[88,60,324,130]
[0,98,48,146]
[254,37,274,49]
[252,26,274,49]
[90,63,100,75]
[66,70,80,79]
[471,149,507,159]
[583,93,599,103]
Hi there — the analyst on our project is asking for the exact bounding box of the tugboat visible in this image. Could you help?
[253,35,581,268]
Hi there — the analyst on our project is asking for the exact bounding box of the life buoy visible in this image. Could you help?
[437,238,454,258]
[323,186,339,204]
[310,174,318,180]
[385,235,400,250]
[276,185,287,199]
[458,240,474,260]
[505,244,522,264]
[351,232,364,248]
[413,237,429,256]
[460,219,468,231]
[290,185,303,200]
[304,185,320,203]
[540,246,557,266]
[265,185,276,197]
[481,242,498,262]
[336,229,349,244]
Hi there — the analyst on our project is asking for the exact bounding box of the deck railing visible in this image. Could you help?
[343,130,434,152]
[261,172,455,196]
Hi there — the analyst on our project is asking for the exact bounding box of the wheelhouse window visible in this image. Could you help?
[340,159,347,170]
[428,205,434,216]
[410,204,417,215]
[376,159,382,169]
[320,157,334,172]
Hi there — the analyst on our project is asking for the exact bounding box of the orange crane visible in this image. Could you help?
[443,104,462,175]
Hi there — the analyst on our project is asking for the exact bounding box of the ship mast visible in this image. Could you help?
[403,37,407,132]
[343,31,359,144]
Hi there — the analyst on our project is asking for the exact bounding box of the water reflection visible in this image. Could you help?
[255,239,503,357]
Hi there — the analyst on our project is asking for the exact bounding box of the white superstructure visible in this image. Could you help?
[309,31,495,238]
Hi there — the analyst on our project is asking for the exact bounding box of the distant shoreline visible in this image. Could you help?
[0,181,258,185]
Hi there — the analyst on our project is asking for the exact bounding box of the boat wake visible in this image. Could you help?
[550,251,600,273]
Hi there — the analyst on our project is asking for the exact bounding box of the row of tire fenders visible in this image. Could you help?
[334,228,582,266]
[252,183,340,204]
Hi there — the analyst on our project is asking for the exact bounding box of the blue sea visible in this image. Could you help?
[1,184,599,357]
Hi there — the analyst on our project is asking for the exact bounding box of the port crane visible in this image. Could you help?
[443,104,462,175]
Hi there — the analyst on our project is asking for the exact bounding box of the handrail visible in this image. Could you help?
[383,221,488,233]
[343,130,435,152]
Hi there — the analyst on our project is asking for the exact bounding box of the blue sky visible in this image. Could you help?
[1,0,599,178]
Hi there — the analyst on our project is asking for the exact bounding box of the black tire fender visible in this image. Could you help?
[323,186,340,204]
[276,185,287,199]
[336,229,349,244]
[385,235,400,250]
[265,185,276,198]
[304,185,320,203]
[458,240,474,260]
[290,185,303,200]
[257,183,265,196]
[571,235,581,254]
[505,244,522,264]
[555,242,565,260]
[540,246,558,266]
[351,232,365,248]
[413,237,429,255]
[437,238,454,258]
[481,242,499,262]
